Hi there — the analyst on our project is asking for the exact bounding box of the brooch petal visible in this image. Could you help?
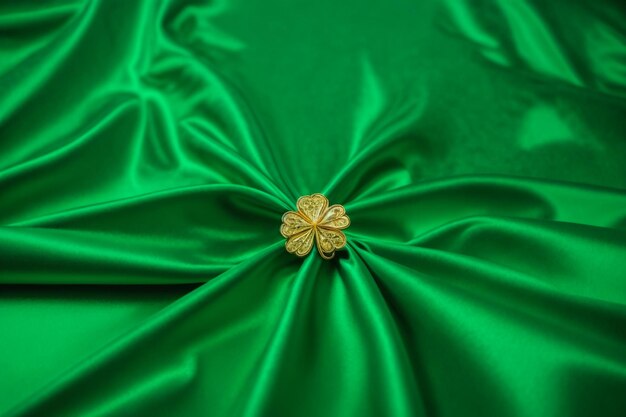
[315,227,347,259]
[296,193,328,223]
[319,204,350,229]
[285,228,315,257]
[280,211,311,238]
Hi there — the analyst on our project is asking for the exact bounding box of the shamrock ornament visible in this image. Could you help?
[280,193,350,259]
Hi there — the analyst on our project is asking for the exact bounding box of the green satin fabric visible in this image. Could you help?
[1,0,625,416]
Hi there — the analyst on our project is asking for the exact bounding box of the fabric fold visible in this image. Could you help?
[1,185,285,284]
[351,243,626,417]
[345,175,626,243]
[6,242,290,417]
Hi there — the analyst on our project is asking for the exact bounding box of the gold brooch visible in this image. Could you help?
[280,193,350,259]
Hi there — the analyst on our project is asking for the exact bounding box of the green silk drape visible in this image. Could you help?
[1,0,625,416]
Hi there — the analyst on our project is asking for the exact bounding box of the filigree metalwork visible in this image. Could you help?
[280,193,350,259]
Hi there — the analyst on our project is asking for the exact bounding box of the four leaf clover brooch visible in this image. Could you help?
[280,194,350,259]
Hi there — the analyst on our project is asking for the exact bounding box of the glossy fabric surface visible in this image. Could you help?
[1,1,626,416]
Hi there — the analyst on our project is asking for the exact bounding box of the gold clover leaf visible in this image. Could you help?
[280,193,350,259]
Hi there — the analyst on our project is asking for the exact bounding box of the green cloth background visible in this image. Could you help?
[1,0,626,416]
